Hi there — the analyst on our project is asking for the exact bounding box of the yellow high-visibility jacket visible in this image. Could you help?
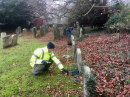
[30,46,64,70]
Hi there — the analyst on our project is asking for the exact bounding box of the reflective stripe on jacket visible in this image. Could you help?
[30,46,64,70]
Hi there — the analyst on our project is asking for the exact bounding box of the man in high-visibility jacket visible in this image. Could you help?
[30,42,68,77]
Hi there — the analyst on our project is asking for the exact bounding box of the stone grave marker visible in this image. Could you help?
[80,28,83,38]
[40,26,44,37]
[71,35,74,43]
[116,33,120,42]
[76,21,80,37]
[72,40,76,60]
[53,24,60,41]
[18,26,21,33]
[33,27,37,38]
[11,34,18,46]
[23,28,27,35]
[77,48,82,73]
[2,35,12,48]
[16,26,21,34]
[1,32,6,39]
[83,66,91,97]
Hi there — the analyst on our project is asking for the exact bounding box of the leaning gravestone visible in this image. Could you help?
[77,48,82,73]
[11,34,18,45]
[33,27,37,38]
[2,35,12,48]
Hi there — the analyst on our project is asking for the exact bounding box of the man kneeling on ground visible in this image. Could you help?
[30,42,68,77]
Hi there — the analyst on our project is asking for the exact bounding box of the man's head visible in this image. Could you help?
[47,42,55,53]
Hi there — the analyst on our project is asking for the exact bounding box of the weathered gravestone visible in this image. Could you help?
[33,27,37,38]
[76,21,80,37]
[53,24,60,41]
[2,35,12,48]
[40,26,45,37]
[83,66,91,97]
[77,48,82,73]
[72,40,76,61]
[1,32,6,40]
[80,28,83,38]
[116,33,120,42]
[45,24,48,34]
[71,35,74,43]
[23,28,27,35]
[63,24,67,35]
[16,26,21,34]
[11,34,18,45]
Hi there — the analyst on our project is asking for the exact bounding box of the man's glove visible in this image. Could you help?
[42,60,47,65]
[61,68,69,74]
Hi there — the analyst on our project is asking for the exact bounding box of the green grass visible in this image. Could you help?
[0,37,82,96]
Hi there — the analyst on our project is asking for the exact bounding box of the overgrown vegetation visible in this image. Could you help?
[105,1,130,33]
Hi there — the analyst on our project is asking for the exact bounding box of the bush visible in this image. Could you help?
[105,2,130,33]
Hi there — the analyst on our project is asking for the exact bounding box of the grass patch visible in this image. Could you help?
[0,37,82,96]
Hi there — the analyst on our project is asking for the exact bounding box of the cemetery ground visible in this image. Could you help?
[0,27,130,97]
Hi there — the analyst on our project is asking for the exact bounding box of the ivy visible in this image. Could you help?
[86,73,97,97]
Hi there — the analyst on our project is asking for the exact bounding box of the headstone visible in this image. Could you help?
[18,26,21,33]
[83,66,91,97]
[53,24,60,41]
[16,26,21,34]
[16,28,19,34]
[11,34,18,45]
[72,41,76,59]
[63,24,67,35]
[76,21,80,37]
[23,28,27,35]
[40,26,45,36]
[2,35,12,48]
[1,32,6,39]
[71,35,74,43]
[116,33,120,42]
[33,27,37,38]
[77,48,82,73]
[80,28,83,37]
[36,34,39,38]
